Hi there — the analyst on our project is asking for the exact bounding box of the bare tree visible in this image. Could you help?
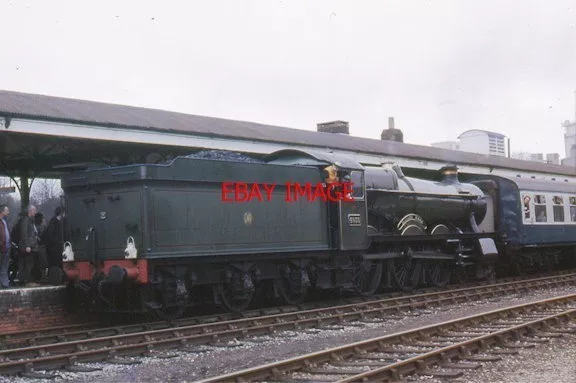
[0,177,21,224]
[29,179,64,219]
[30,178,63,205]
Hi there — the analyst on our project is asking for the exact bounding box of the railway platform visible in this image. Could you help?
[0,285,80,334]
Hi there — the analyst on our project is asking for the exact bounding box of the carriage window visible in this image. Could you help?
[552,196,564,222]
[570,197,576,222]
[522,195,530,219]
[350,171,364,199]
[534,195,547,222]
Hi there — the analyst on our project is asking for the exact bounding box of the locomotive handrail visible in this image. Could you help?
[111,170,137,176]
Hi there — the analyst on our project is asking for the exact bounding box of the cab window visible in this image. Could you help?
[350,170,364,199]
[534,195,547,223]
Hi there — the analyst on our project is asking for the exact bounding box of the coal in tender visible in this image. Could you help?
[184,150,263,163]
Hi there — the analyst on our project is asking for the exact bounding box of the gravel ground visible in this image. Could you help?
[411,335,576,383]
[0,284,575,383]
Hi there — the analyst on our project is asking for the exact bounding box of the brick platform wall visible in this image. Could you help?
[0,286,84,334]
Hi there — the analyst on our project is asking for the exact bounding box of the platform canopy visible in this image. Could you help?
[0,89,575,183]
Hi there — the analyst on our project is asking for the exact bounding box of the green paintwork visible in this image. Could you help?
[62,157,334,260]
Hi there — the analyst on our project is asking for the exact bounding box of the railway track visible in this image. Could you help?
[1,270,575,350]
[0,271,575,377]
[200,293,576,382]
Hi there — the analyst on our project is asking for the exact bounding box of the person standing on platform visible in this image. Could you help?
[18,205,45,287]
[0,204,11,288]
[44,207,65,284]
[34,212,48,282]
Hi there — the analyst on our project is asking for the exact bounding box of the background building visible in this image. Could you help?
[431,130,507,156]
[458,130,507,156]
[430,141,460,151]
[430,129,562,164]
[562,119,576,166]
[561,91,576,167]
[546,153,561,165]
[430,92,574,164]
[511,152,536,161]
[512,152,560,165]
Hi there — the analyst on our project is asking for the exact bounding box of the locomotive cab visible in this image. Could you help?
[325,166,369,251]
[266,149,369,251]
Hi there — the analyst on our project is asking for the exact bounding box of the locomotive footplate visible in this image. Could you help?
[365,233,499,262]
[369,232,498,242]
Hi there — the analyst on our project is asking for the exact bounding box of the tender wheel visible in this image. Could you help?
[391,258,421,292]
[274,264,310,305]
[215,268,255,312]
[354,259,384,296]
[144,278,188,320]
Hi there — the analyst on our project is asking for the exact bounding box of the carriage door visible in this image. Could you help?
[338,170,369,250]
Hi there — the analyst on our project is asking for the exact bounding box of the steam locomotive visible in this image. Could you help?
[61,149,575,317]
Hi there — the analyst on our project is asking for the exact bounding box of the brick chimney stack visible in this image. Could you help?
[381,117,404,142]
[317,120,349,135]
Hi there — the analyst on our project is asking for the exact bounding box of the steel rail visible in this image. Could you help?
[199,293,576,382]
[0,272,575,376]
[339,310,576,382]
[0,322,99,342]
[2,269,573,349]
[0,273,576,357]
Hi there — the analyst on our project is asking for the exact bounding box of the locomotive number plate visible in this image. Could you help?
[347,214,361,226]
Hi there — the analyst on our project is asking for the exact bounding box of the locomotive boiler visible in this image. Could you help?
[365,165,488,236]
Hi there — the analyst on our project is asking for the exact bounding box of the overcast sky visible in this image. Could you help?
[2,1,575,156]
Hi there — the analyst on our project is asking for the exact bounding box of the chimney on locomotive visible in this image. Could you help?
[439,165,460,184]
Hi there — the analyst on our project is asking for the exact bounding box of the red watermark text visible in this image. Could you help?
[221,182,354,202]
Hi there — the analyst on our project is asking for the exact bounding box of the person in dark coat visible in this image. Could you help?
[18,205,46,286]
[44,207,66,283]
[0,204,11,288]
[34,212,48,282]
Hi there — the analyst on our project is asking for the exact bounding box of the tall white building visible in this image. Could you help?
[562,120,576,166]
[546,153,560,165]
[562,91,576,167]
[458,129,507,156]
